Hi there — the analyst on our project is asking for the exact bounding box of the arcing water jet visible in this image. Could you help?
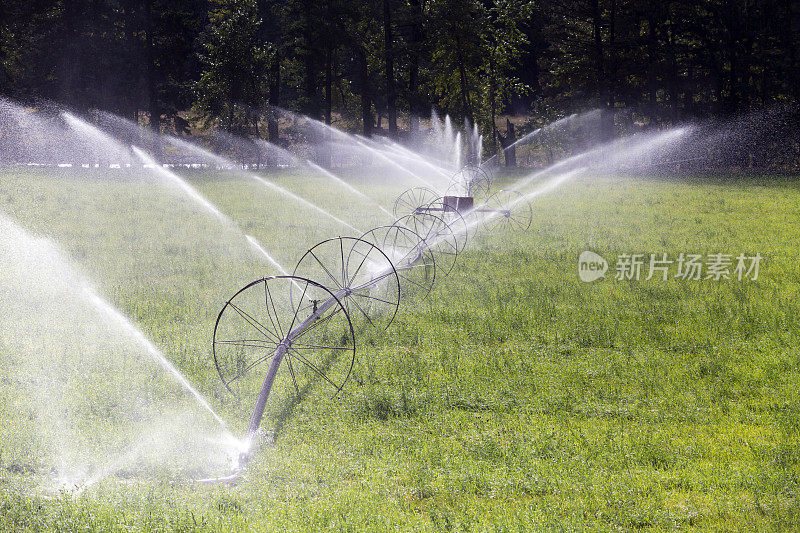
[0,212,241,488]
[304,159,395,219]
[132,146,231,223]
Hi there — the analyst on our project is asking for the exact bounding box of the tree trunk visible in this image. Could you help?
[792,1,800,103]
[383,0,397,138]
[727,38,739,114]
[320,45,333,168]
[122,0,140,129]
[268,52,280,147]
[665,22,679,122]
[407,0,423,134]
[357,45,373,137]
[144,0,162,161]
[325,46,332,126]
[503,119,516,167]
[258,0,281,148]
[302,1,319,120]
[646,15,660,125]
[489,53,497,153]
[605,0,616,139]
[59,0,82,110]
[591,0,613,142]
[455,34,473,123]
[252,112,261,169]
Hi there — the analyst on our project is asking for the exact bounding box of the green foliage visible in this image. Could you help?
[3,0,800,157]
[537,0,800,123]
[426,0,487,120]
[195,0,274,133]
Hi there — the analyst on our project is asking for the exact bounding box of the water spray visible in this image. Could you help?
[207,164,536,482]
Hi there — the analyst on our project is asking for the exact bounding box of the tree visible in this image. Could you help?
[482,0,535,153]
[196,0,272,135]
[404,0,425,133]
[257,0,284,145]
[383,0,397,137]
[2,0,800,169]
[340,1,381,136]
[0,0,62,100]
[427,0,486,124]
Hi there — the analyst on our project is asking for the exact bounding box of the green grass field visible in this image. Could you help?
[1,167,798,531]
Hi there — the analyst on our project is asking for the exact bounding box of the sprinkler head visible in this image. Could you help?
[237,451,251,469]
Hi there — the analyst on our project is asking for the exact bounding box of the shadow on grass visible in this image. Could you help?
[269,347,340,441]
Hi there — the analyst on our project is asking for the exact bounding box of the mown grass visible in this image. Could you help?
[0,167,798,531]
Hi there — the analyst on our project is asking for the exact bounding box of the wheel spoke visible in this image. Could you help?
[286,281,309,334]
[286,355,300,395]
[290,306,340,343]
[288,348,342,390]
[399,273,429,292]
[340,238,347,288]
[290,343,353,351]
[351,292,397,306]
[264,280,284,338]
[347,296,377,328]
[309,249,342,289]
[215,339,278,349]
[228,302,280,344]
[226,350,277,385]
[347,246,372,287]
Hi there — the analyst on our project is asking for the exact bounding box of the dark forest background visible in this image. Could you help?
[2,0,800,164]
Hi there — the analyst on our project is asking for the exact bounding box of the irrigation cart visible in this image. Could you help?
[208,165,533,479]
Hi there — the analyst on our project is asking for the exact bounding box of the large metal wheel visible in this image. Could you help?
[394,212,460,277]
[213,275,356,398]
[481,189,533,232]
[360,224,437,299]
[292,237,401,331]
[428,196,469,252]
[393,187,440,217]
[448,165,491,198]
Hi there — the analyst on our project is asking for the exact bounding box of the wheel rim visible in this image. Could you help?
[427,196,469,252]
[213,275,356,399]
[360,224,437,299]
[292,237,401,331]
[393,187,440,217]
[394,212,459,277]
[483,190,532,232]
[449,165,491,198]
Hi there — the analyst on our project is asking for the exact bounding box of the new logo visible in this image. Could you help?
[578,251,608,282]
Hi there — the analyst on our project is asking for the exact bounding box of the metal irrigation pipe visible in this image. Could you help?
[243,242,427,449]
